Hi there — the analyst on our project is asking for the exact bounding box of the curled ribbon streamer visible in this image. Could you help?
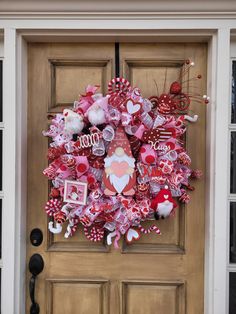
[92,139,105,156]
[140,112,153,129]
[107,230,121,248]
[124,125,138,135]
[113,231,121,249]
[102,125,115,141]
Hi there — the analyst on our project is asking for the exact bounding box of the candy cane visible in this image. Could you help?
[48,221,62,234]
[108,77,131,95]
[84,226,104,242]
[138,224,161,235]
[184,114,198,122]
[64,219,79,238]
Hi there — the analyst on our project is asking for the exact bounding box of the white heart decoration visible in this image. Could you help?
[126,100,141,115]
[126,228,140,243]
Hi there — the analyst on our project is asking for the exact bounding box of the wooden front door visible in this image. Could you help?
[27,42,206,314]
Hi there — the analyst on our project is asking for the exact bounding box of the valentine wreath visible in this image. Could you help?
[43,60,209,248]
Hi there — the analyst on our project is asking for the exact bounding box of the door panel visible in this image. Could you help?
[120,43,206,259]
[121,281,185,314]
[46,279,109,314]
[50,58,112,113]
[27,42,206,314]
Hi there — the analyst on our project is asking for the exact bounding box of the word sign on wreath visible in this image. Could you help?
[43,60,209,248]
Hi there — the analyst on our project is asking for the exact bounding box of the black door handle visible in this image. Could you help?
[29,254,44,314]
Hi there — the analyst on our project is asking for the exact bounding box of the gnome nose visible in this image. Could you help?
[115,147,124,156]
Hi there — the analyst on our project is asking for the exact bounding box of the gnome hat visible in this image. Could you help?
[71,186,77,193]
[151,185,177,211]
[155,186,176,205]
[156,187,171,201]
[107,126,132,157]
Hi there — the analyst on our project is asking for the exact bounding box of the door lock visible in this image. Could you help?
[30,228,43,246]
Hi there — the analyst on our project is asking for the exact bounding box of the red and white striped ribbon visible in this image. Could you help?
[158,128,174,142]
[138,224,161,235]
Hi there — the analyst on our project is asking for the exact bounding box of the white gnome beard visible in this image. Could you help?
[157,201,173,217]
[104,153,135,193]
[88,107,106,125]
[109,173,130,193]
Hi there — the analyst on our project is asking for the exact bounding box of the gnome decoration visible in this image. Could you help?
[103,126,136,196]
[63,109,84,134]
[151,185,177,219]
[86,96,109,125]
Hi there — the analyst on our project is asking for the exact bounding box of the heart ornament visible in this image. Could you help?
[126,228,140,243]
[126,99,141,115]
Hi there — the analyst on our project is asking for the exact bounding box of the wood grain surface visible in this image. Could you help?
[27,42,206,314]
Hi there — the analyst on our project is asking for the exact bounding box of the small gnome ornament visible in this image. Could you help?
[86,96,109,125]
[103,126,136,196]
[63,109,84,134]
[69,186,80,201]
[151,185,177,219]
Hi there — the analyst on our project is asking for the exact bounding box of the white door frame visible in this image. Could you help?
[0,16,234,313]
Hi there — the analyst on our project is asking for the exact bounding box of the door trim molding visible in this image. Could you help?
[1,0,236,19]
[1,26,231,314]
[1,12,236,19]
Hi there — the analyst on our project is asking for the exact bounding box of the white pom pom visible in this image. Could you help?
[87,104,106,125]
